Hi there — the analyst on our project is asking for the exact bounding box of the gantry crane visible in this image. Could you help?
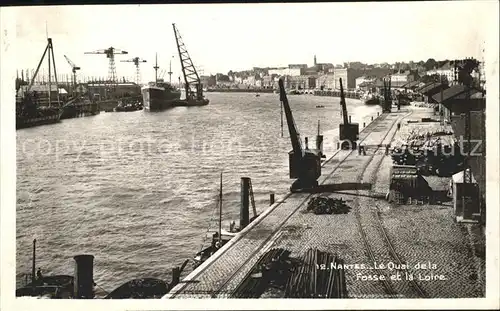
[339,78,359,150]
[63,55,81,97]
[84,47,128,92]
[120,57,147,85]
[278,78,321,193]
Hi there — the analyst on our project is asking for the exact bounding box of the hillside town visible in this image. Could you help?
[200,56,486,92]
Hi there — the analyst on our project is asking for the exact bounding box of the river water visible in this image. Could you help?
[16,92,381,293]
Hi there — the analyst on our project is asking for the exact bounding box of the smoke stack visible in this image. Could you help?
[73,255,94,299]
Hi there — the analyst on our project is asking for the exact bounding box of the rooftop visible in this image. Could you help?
[431,84,483,103]
[418,82,448,95]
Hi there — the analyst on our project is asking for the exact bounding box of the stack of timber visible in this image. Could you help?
[284,248,347,298]
[306,197,351,215]
[231,248,292,298]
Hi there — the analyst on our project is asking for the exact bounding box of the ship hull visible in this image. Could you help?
[141,86,181,111]
[16,108,62,130]
[173,98,210,107]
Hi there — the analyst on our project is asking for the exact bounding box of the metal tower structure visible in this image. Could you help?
[26,37,60,107]
[84,47,128,92]
[172,23,203,100]
[63,55,81,97]
[121,57,147,85]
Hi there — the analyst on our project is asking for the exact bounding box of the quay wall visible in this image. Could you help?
[206,88,274,93]
[164,105,386,299]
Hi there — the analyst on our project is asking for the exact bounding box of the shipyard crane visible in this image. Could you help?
[278,78,321,193]
[84,47,128,92]
[120,57,147,85]
[63,55,81,97]
[24,37,60,108]
[338,78,359,150]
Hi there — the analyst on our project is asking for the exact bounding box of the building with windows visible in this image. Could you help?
[425,62,455,84]
[355,76,377,89]
[332,68,364,90]
[268,67,303,77]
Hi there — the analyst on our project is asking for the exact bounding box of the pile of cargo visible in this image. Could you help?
[390,123,463,176]
[284,248,347,298]
[411,101,436,108]
[231,248,292,298]
[392,123,455,149]
[306,197,351,215]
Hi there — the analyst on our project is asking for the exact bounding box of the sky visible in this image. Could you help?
[7,1,498,83]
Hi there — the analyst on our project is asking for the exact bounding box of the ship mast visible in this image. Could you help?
[153,53,159,84]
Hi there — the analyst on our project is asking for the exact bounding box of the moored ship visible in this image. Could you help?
[142,80,181,111]
[16,99,62,130]
[141,53,182,111]
[362,92,380,105]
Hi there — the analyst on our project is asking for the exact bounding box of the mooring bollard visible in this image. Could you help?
[240,177,251,230]
[270,193,275,205]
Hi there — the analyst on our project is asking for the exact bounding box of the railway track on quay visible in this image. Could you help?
[350,107,428,298]
[169,108,423,299]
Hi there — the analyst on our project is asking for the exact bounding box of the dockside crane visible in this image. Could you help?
[120,57,147,85]
[382,76,392,113]
[338,78,359,150]
[278,78,322,193]
[84,47,128,93]
[63,55,81,97]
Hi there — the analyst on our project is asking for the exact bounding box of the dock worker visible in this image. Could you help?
[36,268,43,280]
[358,141,366,156]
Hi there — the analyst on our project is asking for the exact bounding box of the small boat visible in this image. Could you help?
[16,239,75,298]
[255,93,260,97]
[193,174,259,268]
[193,173,231,268]
[114,100,142,112]
[315,105,325,108]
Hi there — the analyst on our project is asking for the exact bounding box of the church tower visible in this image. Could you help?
[314,55,317,66]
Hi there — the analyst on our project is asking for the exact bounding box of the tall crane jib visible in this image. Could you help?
[338,78,359,150]
[172,23,203,101]
[278,78,321,193]
[64,55,81,97]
